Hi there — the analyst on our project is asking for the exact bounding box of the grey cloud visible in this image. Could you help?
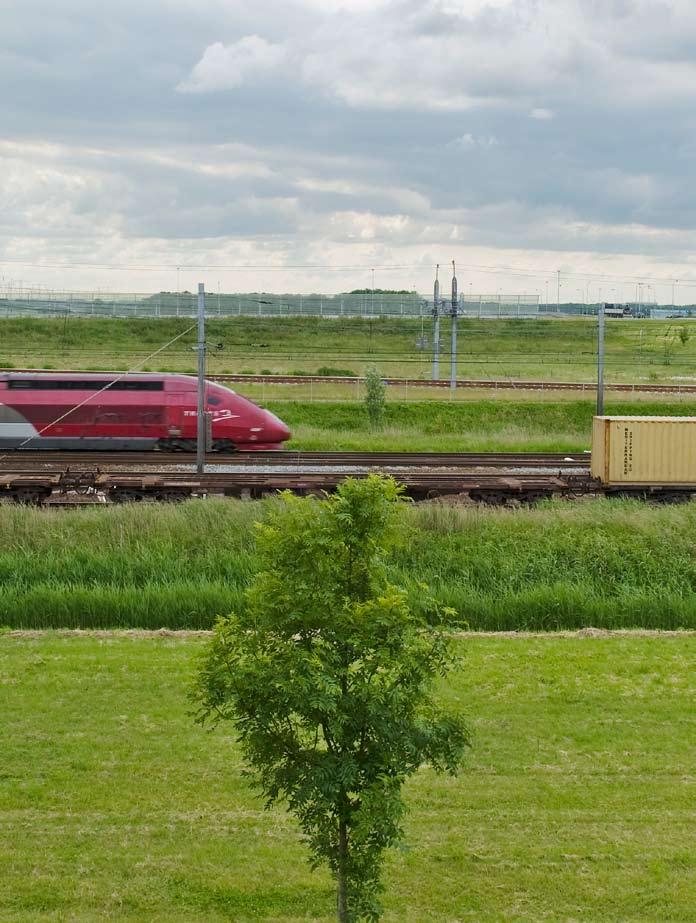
[3,0,696,291]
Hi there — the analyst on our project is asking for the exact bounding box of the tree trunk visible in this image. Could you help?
[337,819,349,923]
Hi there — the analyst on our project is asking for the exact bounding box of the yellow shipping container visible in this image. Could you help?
[592,416,696,485]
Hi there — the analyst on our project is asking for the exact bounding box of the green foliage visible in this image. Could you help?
[346,289,412,295]
[193,478,470,921]
[363,368,386,430]
[679,326,690,345]
[316,367,358,377]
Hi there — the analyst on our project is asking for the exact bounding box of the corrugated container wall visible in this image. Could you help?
[592,416,696,485]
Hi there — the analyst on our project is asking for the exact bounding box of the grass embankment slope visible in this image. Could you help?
[272,398,696,452]
[1,632,693,922]
[3,315,696,383]
[2,499,695,630]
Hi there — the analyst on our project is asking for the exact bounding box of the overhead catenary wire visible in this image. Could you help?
[1,256,695,288]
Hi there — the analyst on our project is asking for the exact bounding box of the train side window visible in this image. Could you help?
[207,396,222,405]
[6,379,164,391]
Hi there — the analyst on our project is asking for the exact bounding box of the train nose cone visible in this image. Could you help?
[263,410,291,442]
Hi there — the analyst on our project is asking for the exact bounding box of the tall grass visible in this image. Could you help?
[405,501,696,630]
[2,497,695,630]
[0,502,258,628]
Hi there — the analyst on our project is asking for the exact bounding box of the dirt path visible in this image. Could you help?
[3,627,695,640]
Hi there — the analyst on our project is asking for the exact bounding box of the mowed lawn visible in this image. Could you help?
[1,633,694,922]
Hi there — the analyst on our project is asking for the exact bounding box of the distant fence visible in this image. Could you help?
[0,288,542,319]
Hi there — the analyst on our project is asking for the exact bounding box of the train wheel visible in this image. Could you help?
[156,490,190,502]
[156,439,196,452]
[109,489,143,504]
[469,491,507,506]
[11,488,50,506]
[518,490,553,506]
[650,491,694,504]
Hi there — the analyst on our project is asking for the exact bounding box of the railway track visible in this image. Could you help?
[0,450,590,469]
[3,367,695,394]
[211,374,696,395]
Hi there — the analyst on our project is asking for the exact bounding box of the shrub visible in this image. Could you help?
[316,367,358,377]
[364,366,386,429]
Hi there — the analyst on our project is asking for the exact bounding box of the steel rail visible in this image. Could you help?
[0,450,590,469]
[2,367,695,394]
[210,374,696,395]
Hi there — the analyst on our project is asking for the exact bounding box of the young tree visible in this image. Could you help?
[364,366,386,430]
[193,476,470,922]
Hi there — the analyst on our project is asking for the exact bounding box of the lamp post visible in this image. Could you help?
[597,301,605,416]
[450,261,458,393]
[557,269,561,312]
[432,265,440,380]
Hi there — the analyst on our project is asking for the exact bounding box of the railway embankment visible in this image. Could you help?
[2,497,694,631]
[264,398,696,453]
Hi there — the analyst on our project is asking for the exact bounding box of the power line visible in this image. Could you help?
[0,259,421,272]
[2,255,695,288]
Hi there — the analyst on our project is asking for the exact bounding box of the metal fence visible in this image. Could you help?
[0,286,541,319]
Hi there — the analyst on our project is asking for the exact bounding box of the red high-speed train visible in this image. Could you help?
[0,373,290,451]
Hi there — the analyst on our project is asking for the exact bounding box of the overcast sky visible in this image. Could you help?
[3,0,696,300]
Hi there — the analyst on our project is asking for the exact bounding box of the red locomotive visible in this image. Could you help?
[0,373,290,451]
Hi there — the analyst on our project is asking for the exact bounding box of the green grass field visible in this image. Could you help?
[1,632,694,922]
[272,398,696,452]
[233,379,696,405]
[3,498,696,630]
[4,315,696,384]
